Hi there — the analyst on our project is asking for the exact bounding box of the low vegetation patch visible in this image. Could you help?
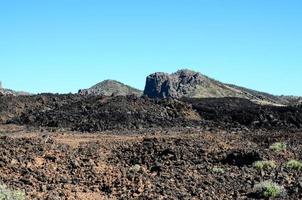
[253,181,285,198]
[269,142,287,152]
[211,167,225,174]
[286,160,302,170]
[253,160,276,170]
[0,184,25,200]
[129,164,142,173]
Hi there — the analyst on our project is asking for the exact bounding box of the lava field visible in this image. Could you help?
[1,94,302,199]
[1,94,302,132]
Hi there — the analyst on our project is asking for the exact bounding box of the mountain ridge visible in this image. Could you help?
[1,70,301,105]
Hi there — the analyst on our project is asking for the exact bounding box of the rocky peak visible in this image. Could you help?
[174,69,199,77]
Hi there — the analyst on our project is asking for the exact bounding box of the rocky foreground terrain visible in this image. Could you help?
[1,126,302,200]
[0,94,302,199]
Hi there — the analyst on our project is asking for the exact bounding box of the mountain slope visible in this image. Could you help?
[78,80,142,96]
[143,69,295,105]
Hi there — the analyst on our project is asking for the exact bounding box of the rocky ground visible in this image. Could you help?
[0,94,201,132]
[1,126,302,199]
[1,95,302,199]
[1,94,302,132]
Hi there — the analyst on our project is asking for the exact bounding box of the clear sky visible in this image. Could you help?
[0,0,301,95]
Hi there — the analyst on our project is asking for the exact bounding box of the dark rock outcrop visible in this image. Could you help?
[144,69,210,98]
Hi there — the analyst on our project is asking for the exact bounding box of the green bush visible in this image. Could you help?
[129,164,142,173]
[0,184,25,200]
[269,142,287,152]
[211,167,225,174]
[286,160,302,170]
[254,181,285,198]
[253,160,276,170]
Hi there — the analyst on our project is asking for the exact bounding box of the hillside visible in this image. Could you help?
[144,69,296,106]
[78,80,142,96]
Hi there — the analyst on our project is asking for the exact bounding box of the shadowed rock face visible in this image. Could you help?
[143,72,170,98]
[78,80,142,97]
[144,70,209,98]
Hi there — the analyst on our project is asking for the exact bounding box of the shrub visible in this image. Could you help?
[0,184,25,200]
[211,167,225,174]
[269,142,287,152]
[253,160,276,170]
[286,160,302,170]
[253,181,285,198]
[129,164,142,173]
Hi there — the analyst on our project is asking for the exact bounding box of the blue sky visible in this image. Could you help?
[0,0,301,95]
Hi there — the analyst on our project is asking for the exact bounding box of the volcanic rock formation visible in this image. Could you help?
[144,69,213,99]
[78,80,142,96]
[144,69,297,106]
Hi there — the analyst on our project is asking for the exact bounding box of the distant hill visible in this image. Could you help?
[143,69,299,106]
[0,88,30,96]
[78,80,142,96]
[0,81,30,96]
